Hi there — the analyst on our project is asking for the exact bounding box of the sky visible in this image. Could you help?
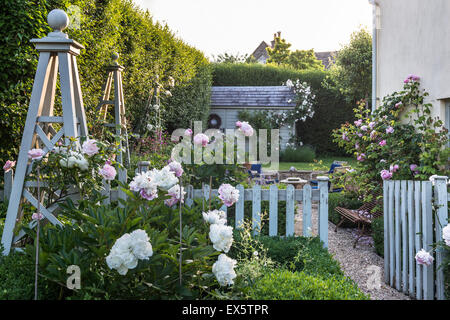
[134,0,373,60]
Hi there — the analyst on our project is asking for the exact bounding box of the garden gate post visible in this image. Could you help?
[1,10,88,255]
[317,176,329,248]
[434,176,448,300]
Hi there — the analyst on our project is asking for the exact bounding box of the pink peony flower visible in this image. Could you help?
[410,164,418,172]
[218,183,240,207]
[99,163,117,181]
[443,224,450,247]
[354,119,363,127]
[386,126,394,134]
[164,184,185,207]
[380,169,393,180]
[184,128,193,137]
[82,139,99,156]
[357,153,366,162]
[166,160,183,177]
[3,160,15,172]
[415,249,434,266]
[235,121,242,128]
[379,140,387,146]
[193,133,209,147]
[28,148,45,160]
[140,188,157,201]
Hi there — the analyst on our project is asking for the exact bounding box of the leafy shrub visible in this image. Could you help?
[328,192,363,226]
[256,236,342,277]
[212,63,353,155]
[247,269,369,300]
[372,216,384,257]
[280,146,316,162]
[0,248,58,300]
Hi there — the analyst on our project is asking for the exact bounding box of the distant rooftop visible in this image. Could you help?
[210,86,296,107]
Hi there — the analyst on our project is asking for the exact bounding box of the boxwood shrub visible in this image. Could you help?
[247,269,369,300]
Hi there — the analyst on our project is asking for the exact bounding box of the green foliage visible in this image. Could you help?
[328,192,363,226]
[371,216,384,257]
[280,146,316,162]
[256,236,343,277]
[213,63,353,155]
[23,193,220,300]
[213,52,250,64]
[0,0,211,171]
[324,28,372,106]
[287,49,324,71]
[246,269,369,300]
[266,35,323,71]
[0,248,59,300]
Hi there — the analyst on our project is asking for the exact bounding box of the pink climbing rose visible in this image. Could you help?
[193,133,209,147]
[368,122,376,129]
[82,139,99,156]
[357,153,366,162]
[342,133,349,141]
[404,74,420,83]
[360,125,368,132]
[379,140,387,147]
[237,121,254,137]
[235,121,242,128]
[99,163,117,181]
[386,126,394,134]
[184,128,193,137]
[410,164,419,173]
[164,184,185,207]
[380,169,393,180]
[28,148,45,160]
[3,160,15,172]
[218,183,240,207]
[354,119,362,127]
[390,164,399,173]
[32,212,44,221]
[415,249,434,266]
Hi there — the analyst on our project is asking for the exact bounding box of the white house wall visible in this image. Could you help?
[376,0,450,125]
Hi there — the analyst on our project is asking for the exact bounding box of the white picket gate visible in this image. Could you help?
[383,177,448,300]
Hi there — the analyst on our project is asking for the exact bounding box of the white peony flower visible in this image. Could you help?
[442,224,450,246]
[212,254,237,286]
[202,210,227,225]
[106,229,153,275]
[150,167,178,191]
[209,223,233,253]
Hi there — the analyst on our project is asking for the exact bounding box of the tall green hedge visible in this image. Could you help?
[212,63,354,155]
[0,0,211,171]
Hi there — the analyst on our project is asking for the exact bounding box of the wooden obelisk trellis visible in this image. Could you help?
[97,53,129,204]
[97,53,130,170]
[1,10,88,255]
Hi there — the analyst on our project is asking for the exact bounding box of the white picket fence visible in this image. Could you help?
[383,177,449,300]
[1,168,330,247]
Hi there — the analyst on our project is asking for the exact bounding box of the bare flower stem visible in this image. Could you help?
[34,165,41,300]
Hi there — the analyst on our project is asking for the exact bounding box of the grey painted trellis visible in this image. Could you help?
[383,176,449,300]
[1,10,89,255]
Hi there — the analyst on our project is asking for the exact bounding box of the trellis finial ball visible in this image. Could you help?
[47,9,69,31]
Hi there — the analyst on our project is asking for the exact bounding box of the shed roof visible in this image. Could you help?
[210,86,296,107]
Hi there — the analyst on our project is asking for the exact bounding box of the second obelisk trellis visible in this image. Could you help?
[97,53,129,203]
[1,9,88,255]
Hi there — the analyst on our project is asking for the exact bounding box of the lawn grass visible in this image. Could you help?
[263,156,357,171]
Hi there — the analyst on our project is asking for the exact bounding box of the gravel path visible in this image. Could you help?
[295,202,411,300]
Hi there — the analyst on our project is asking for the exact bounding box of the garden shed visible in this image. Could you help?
[209,86,296,150]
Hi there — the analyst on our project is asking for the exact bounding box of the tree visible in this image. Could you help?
[267,35,323,70]
[213,52,249,64]
[287,49,324,71]
[266,35,291,65]
[324,28,372,107]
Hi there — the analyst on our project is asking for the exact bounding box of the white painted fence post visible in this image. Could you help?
[269,184,278,236]
[317,176,329,248]
[421,181,434,300]
[285,184,295,236]
[252,184,261,235]
[434,176,448,300]
[383,180,390,284]
[235,184,244,229]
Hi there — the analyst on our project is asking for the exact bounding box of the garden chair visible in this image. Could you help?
[248,164,262,182]
[334,192,383,248]
[310,162,342,191]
